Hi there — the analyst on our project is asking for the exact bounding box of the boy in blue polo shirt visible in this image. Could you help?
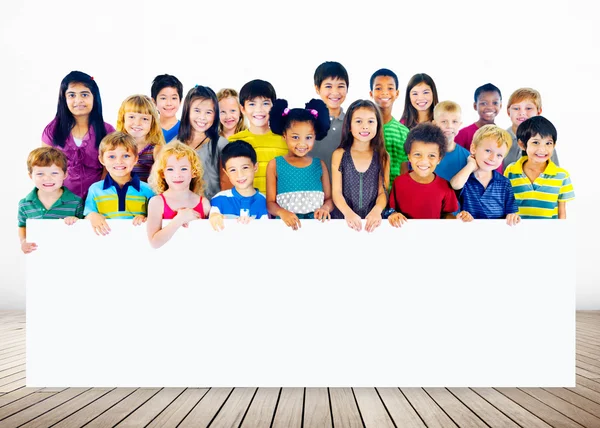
[450,125,520,225]
[84,132,155,235]
[209,140,268,231]
[18,147,83,254]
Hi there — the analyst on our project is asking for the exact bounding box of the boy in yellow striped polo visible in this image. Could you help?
[504,116,574,219]
[84,132,155,235]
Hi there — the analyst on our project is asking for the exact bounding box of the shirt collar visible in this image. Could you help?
[25,186,78,204]
[103,173,141,191]
[331,108,345,122]
[516,156,558,175]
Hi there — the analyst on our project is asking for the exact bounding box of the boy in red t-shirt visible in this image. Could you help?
[388,123,473,227]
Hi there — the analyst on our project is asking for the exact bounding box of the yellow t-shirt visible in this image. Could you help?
[229,130,288,195]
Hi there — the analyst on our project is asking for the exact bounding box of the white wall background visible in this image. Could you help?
[1,0,598,309]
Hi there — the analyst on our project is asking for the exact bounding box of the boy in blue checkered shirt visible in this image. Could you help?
[450,125,520,226]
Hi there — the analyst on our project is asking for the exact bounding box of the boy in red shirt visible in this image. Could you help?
[388,123,473,227]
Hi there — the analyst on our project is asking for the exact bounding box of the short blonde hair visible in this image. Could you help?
[27,146,68,174]
[148,141,205,196]
[99,131,138,159]
[433,100,462,120]
[216,88,247,136]
[116,94,166,149]
[507,88,542,111]
[471,124,512,151]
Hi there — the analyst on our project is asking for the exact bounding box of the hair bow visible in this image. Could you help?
[282,108,290,117]
[309,109,318,119]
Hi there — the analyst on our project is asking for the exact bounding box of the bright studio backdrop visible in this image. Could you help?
[0,0,598,309]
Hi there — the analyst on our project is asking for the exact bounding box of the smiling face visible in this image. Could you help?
[350,107,378,144]
[241,97,273,129]
[154,87,181,119]
[475,91,502,124]
[124,111,152,142]
[521,133,555,166]
[100,146,137,179]
[508,99,540,129]
[409,82,434,112]
[370,75,399,110]
[189,98,216,137]
[163,155,194,190]
[30,164,67,194]
[315,77,348,113]
[283,121,315,157]
[408,141,441,181]
[65,82,93,117]
[219,96,242,133]
[224,156,258,191]
[471,137,507,171]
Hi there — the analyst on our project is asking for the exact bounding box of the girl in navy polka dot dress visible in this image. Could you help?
[266,99,334,230]
[330,100,390,232]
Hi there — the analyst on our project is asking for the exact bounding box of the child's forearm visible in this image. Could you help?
[149,218,186,249]
[267,201,288,218]
[450,165,474,190]
[332,193,355,218]
[18,227,26,243]
[320,198,334,214]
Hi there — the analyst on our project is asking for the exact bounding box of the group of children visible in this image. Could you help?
[18,63,575,252]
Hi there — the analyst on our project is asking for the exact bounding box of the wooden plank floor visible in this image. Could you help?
[1,310,599,427]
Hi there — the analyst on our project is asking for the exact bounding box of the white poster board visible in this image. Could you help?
[26,219,575,387]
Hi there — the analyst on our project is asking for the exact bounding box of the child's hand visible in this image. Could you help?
[237,215,252,225]
[21,240,37,254]
[280,210,301,230]
[314,208,331,222]
[63,216,79,226]
[365,210,382,233]
[89,212,110,236]
[345,212,362,231]
[456,211,473,222]
[175,208,200,225]
[466,154,479,172]
[506,213,521,226]
[388,212,407,228]
[209,213,225,231]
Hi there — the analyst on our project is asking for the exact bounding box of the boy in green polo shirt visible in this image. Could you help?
[369,68,410,187]
[18,147,83,254]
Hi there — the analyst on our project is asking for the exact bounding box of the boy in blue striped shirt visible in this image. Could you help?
[18,147,83,254]
[450,125,520,225]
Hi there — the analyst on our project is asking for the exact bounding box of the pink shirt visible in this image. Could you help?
[455,122,480,151]
[42,118,115,199]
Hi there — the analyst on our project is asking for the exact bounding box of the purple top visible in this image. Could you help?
[42,118,116,199]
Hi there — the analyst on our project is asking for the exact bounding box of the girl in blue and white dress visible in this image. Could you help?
[265,98,333,230]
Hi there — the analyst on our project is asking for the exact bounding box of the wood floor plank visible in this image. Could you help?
[329,388,363,428]
[577,367,600,380]
[549,387,600,415]
[472,388,553,428]
[353,388,394,428]
[521,387,600,427]
[0,372,25,390]
[209,387,256,428]
[303,388,332,428]
[0,379,26,394]
[271,387,303,428]
[495,387,585,428]
[425,388,488,428]
[0,364,25,379]
[83,388,160,428]
[0,355,25,371]
[178,387,232,428]
[52,388,137,428]
[19,388,113,428]
[578,355,600,369]
[145,388,208,428]
[576,375,600,394]
[577,348,600,361]
[115,388,185,428]
[448,388,520,428]
[0,338,25,351]
[401,388,457,428]
[0,388,42,408]
[239,387,280,428]
[376,388,426,428]
[0,392,56,420]
[0,348,25,362]
[0,345,25,358]
[0,388,88,428]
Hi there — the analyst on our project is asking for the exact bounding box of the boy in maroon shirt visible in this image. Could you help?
[388,123,473,227]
